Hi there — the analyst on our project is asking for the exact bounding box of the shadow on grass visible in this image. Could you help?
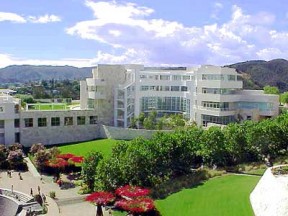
[151,170,208,200]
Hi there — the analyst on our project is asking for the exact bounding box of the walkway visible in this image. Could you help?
[0,160,114,215]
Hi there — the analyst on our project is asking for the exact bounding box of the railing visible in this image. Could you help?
[0,188,34,203]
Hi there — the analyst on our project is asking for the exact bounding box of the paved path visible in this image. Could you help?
[0,161,115,215]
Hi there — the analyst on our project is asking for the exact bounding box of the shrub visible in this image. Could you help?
[49,191,56,199]
[30,143,45,155]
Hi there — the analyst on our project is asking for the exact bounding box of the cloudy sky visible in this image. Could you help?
[0,0,288,68]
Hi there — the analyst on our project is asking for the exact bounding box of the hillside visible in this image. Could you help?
[228,59,288,92]
[0,65,93,83]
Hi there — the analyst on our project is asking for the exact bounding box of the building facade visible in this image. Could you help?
[81,64,279,127]
[0,64,279,146]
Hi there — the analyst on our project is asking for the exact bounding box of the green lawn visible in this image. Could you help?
[156,175,260,216]
[27,103,68,110]
[58,139,119,158]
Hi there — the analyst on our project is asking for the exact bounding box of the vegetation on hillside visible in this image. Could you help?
[229,59,288,92]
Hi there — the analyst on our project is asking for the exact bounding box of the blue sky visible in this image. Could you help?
[0,0,288,68]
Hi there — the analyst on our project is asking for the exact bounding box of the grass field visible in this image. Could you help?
[58,139,119,158]
[27,103,68,110]
[156,175,260,216]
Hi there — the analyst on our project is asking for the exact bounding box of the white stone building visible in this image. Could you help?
[81,64,279,127]
[0,64,279,146]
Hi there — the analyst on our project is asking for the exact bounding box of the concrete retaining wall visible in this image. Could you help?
[100,125,172,140]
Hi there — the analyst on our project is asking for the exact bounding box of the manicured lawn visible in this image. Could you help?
[58,139,119,158]
[27,103,68,110]
[156,175,260,216]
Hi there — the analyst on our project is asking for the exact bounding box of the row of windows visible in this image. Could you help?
[202,88,239,95]
[23,116,98,128]
[139,74,193,81]
[201,101,231,111]
[140,85,188,92]
[202,74,241,81]
[202,115,235,126]
[0,116,99,128]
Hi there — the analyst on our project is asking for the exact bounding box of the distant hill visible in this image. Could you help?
[0,65,93,83]
[228,59,288,92]
[1,60,288,92]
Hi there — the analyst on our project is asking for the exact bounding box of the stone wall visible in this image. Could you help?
[100,125,172,140]
[250,166,288,216]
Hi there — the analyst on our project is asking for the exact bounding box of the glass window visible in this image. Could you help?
[228,75,236,81]
[181,86,188,91]
[0,107,4,112]
[183,75,190,80]
[15,132,20,143]
[172,75,181,80]
[140,75,147,79]
[51,117,60,126]
[64,117,73,126]
[89,116,98,124]
[38,118,47,127]
[24,118,33,127]
[14,119,20,128]
[15,105,20,114]
[77,116,86,125]
[0,120,4,128]
[160,75,170,80]
[140,86,149,91]
[171,86,180,91]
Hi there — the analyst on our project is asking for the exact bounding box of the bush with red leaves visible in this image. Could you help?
[115,197,155,213]
[116,185,150,198]
[85,191,115,205]
[46,158,69,168]
[57,153,76,160]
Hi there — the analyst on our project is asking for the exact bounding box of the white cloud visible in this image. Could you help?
[0,12,26,23]
[0,53,92,68]
[53,1,288,65]
[28,14,61,23]
[211,2,223,19]
[0,12,61,24]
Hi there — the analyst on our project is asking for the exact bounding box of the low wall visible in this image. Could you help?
[100,125,172,140]
[21,125,100,147]
[250,166,288,216]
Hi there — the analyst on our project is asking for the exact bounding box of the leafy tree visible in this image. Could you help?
[82,152,103,192]
[263,85,280,95]
[138,112,145,128]
[0,144,7,167]
[281,92,288,104]
[34,149,52,170]
[30,143,45,155]
[200,126,227,166]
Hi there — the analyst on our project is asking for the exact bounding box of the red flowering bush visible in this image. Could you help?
[46,158,69,168]
[57,153,75,160]
[85,191,115,205]
[115,197,155,213]
[116,185,150,198]
[68,156,84,164]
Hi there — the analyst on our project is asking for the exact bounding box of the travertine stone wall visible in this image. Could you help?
[250,166,288,216]
[101,125,172,140]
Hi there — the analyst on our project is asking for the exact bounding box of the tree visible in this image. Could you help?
[138,112,145,128]
[34,149,52,170]
[85,191,115,216]
[263,85,280,95]
[30,143,45,155]
[200,126,227,166]
[82,152,103,192]
[281,92,288,104]
[0,144,7,167]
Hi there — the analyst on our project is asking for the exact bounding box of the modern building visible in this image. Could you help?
[0,64,279,146]
[80,64,279,128]
[0,90,99,146]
